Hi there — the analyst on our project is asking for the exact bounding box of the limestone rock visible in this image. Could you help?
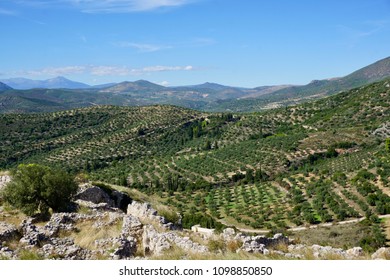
[238,233,289,254]
[164,232,208,254]
[142,225,171,255]
[76,186,114,207]
[19,218,48,247]
[222,228,236,239]
[121,215,143,239]
[371,247,390,260]
[0,245,15,259]
[0,222,19,242]
[40,238,91,260]
[346,247,363,259]
[0,175,11,190]
[127,201,180,230]
[111,237,137,260]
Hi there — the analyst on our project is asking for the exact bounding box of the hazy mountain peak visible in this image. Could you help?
[0,76,90,89]
[0,81,12,91]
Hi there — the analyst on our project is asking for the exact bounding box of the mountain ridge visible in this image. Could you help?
[0,82,12,91]
[1,56,390,113]
[0,76,90,90]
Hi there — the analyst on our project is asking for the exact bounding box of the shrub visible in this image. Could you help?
[1,164,78,216]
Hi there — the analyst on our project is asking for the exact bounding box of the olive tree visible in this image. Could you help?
[1,164,78,216]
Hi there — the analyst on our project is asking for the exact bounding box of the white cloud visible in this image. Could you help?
[141,65,193,72]
[76,0,194,13]
[12,0,196,13]
[18,66,87,76]
[113,42,171,52]
[156,81,170,86]
[13,64,195,77]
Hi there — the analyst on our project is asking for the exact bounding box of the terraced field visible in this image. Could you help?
[1,79,390,234]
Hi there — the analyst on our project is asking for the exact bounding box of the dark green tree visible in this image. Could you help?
[1,164,78,216]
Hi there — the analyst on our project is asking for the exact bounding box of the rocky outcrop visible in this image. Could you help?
[0,222,19,242]
[111,190,132,212]
[127,201,179,230]
[142,225,208,256]
[238,234,289,254]
[40,238,91,260]
[111,237,137,260]
[143,225,171,255]
[287,244,365,259]
[76,186,115,207]
[0,245,15,259]
[19,218,48,247]
[0,175,11,190]
[371,247,390,260]
[75,185,132,212]
[121,215,143,239]
[94,236,137,260]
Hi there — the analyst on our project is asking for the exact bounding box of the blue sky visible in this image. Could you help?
[1,0,390,87]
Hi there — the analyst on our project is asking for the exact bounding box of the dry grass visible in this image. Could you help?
[63,219,123,250]
[289,222,371,249]
[0,170,10,176]
[18,249,44,260]
[0,204,26,225]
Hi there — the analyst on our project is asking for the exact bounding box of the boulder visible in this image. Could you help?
[0,175,11,190]
[164,232,208,254]
[346,247,364,259]
[0,245,15,259]
[111,237,137,260]
[238,233,290,254]
[40,238,91,260]
[371,247,390,260]
[19,218,48,247]
[0,222,19,242]
[121,215,143,239]
[127,201,157,219]
[76,186,114,207]
[142,225,171,256]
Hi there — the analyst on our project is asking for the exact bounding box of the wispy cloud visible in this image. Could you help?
[11,0,196,13]
[113,37,215,53]
[12,64,195,77]
[337,20,388,48]
[113,42,171,52]
[0,7,18,16]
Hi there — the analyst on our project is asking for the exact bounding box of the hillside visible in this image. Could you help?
[209,56,390,112]
[1,78,390,246]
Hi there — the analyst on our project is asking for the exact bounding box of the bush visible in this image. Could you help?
[1,164,78,216]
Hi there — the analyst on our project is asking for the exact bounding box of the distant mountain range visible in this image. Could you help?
[1,56,389,113]
[0,76,90,90]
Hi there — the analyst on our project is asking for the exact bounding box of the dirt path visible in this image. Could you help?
[223,214,390,234]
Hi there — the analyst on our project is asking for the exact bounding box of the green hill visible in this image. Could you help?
[209,56,390,112]
[1,79,390,233]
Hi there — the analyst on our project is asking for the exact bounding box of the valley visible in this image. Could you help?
[1,77,390,258]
